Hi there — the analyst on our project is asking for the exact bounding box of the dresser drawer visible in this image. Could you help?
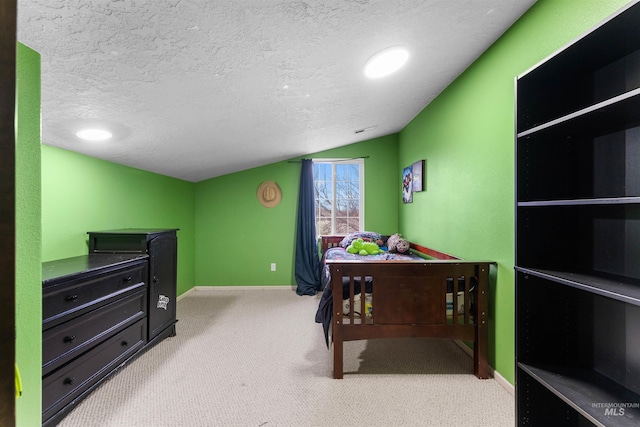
[42,319,147,422]
[43,288,147,375]
[43,262,146,329]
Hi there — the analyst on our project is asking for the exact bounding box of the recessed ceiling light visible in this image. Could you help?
[76,128,113,141]
[364,46,409,78]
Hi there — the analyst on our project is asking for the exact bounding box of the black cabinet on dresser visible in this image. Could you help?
[42,254,149,426]
[87,228,179,342]
[515,1,640,426]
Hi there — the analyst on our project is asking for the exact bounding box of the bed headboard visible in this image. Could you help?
[320,235,344,253]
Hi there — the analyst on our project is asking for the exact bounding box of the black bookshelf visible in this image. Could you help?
[515,1,640,425]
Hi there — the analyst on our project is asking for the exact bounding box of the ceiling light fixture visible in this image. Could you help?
[364,46,409,78]
[76,128,113,141]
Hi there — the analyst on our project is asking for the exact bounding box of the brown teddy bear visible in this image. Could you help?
[396,238,410,254]
[387,233,410,254]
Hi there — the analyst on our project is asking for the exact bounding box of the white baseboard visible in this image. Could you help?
[453,339,474,358]
[493,369,515,396]
[177,285,295,301]
[453,340,514,396]
[176,286,196,301]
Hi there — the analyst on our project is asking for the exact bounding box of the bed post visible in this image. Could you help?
[331,265,344,379]
[475,263,491,379]
[333,321,344,379]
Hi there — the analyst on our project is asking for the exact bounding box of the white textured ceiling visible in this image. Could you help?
[17,0,535,182]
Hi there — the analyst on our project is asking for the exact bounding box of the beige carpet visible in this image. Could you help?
[57,288,514,427]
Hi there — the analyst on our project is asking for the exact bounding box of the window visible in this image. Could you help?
[313,159,364,235]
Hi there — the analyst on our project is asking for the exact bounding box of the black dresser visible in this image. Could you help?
[42,229,179,426]
[42,254,149,426]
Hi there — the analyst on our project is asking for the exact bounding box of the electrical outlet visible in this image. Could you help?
[270,263,276,272]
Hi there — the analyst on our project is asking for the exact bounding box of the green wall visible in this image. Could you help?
[15,43,42,426]
[195,134,399,286]
[41,145,196,296]
[398,0,632,384]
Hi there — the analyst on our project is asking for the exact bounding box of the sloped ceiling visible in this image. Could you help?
[17,0,535,182]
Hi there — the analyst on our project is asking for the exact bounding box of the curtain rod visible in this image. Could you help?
[287,156,369,163]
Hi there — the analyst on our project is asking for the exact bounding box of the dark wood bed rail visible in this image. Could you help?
[409,242,460,260]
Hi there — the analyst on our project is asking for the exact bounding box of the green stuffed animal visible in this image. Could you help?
[346,238,383,255]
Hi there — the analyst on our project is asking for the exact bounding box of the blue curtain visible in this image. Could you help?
[295,159,322,296]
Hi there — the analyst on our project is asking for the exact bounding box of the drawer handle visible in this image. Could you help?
[64,377,75,385]
[123,276,132,283]
[64,335,76,343]
[66,294,79,302]
[121,340,129,347]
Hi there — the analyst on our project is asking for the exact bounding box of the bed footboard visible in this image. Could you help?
[328,260,491,379]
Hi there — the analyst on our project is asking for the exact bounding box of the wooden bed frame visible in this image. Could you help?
[320,235,493,379]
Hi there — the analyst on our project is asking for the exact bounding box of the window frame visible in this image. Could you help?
[313,158,365,236]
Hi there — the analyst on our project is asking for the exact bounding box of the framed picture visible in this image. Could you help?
[402,165,413,203]
[412,160,425,192]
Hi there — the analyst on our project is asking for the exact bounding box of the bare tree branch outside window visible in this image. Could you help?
[313,160,363,235]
